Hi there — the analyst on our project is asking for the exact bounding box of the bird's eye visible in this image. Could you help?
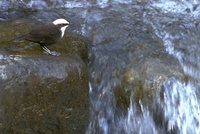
[61,24,68,26]
[58,23,69,27]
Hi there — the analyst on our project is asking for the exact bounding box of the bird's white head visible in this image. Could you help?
[53,18,69,38]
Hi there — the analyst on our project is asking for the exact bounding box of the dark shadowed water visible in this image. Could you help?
[1,0,200,134]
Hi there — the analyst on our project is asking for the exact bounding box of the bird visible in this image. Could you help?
[23,18,69,56]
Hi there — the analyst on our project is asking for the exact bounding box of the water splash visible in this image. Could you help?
[65,1,90,9]
[151,0,200,16]
[123,100,158,134]
[27,0,47,9]
[161,33,184,60]
[146,14,200,80]
[163,78,200,134]
[159,31,200,80]
[145,1,200,133]
[97,0,109,8]
[87,79,116,134]
[0,0,10,10]
[112,0,132,4]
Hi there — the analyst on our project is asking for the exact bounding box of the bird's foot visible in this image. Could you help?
[42,46,60,56]
[46,51,60,56]
[43,51,60,56]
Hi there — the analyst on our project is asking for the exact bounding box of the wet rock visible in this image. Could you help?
[0,19,89,133]
[112,42,185,132]
[87,10,185,113]
[114,36,185,114]
[0,53,88,134]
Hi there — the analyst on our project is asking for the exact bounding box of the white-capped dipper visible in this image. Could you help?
[24,18,69,56]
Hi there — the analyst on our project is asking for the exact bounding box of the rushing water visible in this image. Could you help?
[88,1,200,133]
[144,1,200,134]
[1,0,200,134]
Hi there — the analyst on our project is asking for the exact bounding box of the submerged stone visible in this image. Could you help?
[113,38,185,119]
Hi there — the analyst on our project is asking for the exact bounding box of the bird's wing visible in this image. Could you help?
[25,24,61,45]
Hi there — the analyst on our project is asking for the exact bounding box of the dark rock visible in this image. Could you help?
[0,53,88,134]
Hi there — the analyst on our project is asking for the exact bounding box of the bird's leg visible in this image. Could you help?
[41,45,52,54]
[41,45,60,56]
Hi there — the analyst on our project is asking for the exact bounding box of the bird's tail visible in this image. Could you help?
[15,34,26,42]
[7,34,26,43]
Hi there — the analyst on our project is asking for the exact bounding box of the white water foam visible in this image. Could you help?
[112,0,132,4]
[151,0,200,16]
[97,0,109,8]
[27,0,47,9]
[163,78,200,134]
[145,3,200,133]
[0,0,10,10]
[65,1,90,9]
[123,100,158,134]
[160,31,200,80]
[148,18,200,80]
[26,0,136,9]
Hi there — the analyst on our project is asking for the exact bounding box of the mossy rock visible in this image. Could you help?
[0,54,89,134]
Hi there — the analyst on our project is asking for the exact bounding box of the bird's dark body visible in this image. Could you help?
[25,23,61,46]
[20,18,69,56]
